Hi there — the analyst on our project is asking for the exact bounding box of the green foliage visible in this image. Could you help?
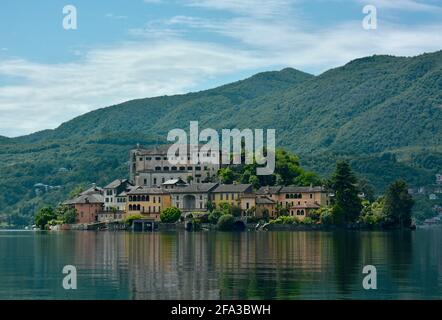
[317,207,334,225]
[382,180,414,228]
[359,199,385,225]
[34,206,56,230]
[56,205,77,224]
[216,214,235,231]
[2,52,442,224]
[329,161,362,225]
[124,214,143,226]
[208,209,223,224]
[270,216,300,224]
[160,207,182,223]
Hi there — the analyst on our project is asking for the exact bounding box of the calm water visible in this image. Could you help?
[0,228,441,300]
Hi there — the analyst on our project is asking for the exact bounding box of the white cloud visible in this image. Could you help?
[0,41,263,137]
[358,0,442,12]
[1,0,441,137]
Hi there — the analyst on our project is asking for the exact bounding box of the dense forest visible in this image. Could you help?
[1,51,441,226]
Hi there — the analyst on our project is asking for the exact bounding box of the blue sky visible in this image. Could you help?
[0,0,441,137]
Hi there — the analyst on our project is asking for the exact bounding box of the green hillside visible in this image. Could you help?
[1,51,441,225]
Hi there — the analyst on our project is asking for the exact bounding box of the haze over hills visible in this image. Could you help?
[1,51,441,223]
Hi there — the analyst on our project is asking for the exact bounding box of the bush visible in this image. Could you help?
[231,205,242,217]
[217,214,235,231]
[301,217,313,225]
[160,207,182,223]
[270,216,299,224]
[208,209,223,224]
[124,214,142,226]
[34,206,57,230]
[320,209,334,225]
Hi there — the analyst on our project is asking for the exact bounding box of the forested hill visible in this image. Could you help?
[1,51,441,224]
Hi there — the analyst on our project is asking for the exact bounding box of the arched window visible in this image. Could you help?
[163,166,169,171]
[137,204,140,211]
[141,195,146,201]
[298,193,303,199]
[129,204,133,211]
[129,196,133,201]
[285,194,289,199]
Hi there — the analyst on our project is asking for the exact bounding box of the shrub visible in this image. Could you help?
[160,207,182,223]
[230,205,242,217]
[320,209,333,225]
[301,217,313,225]
[208,209,223,224]
[217,214,235,231]
[270,216,299,224]
[124,214,142,226]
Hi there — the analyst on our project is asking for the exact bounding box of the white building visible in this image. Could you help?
[103,179,134,212]
[129,145,221,187]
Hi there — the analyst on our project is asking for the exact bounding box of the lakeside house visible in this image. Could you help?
[61,145,330,224]
[63,185,104,224]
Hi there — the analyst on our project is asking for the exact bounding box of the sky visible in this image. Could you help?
[0,0,441,137]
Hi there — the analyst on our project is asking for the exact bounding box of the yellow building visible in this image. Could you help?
[256,185,329,220]
[211,184,255,212]
[126,186,172,221]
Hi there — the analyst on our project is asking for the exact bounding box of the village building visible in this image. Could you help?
[129,144,220,187]
[103,179,134,212]
[256,185,329,220]
[170,183,218,212]
[161,178,188,190]
[126,186,172,221]
[63,185,104,224]
[211,184,255,212]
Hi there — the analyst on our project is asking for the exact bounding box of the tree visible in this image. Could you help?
[218,168,235,184]
[294,171,322,186]
[186,176,194,184]
[34,206,57,230]
[56,205,77,224]
[160,207,182,223]
[217,214,235,231]
[69,185,85,199]
[382,180,414,228]
[208,209,223,224]
[329,161,362,225]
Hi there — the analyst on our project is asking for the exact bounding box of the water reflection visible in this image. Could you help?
[0,228,441,299]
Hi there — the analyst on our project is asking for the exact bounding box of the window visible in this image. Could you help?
[164,166,169,171]
[179,166,185,171]
[155,157,161,160]
[172,167,177,171]
[155,167,161,171]
[144,179,147,185]
[187,166,192,170]
[153,178,157,185]
[195,166,201,171]
[139,157,143,161]
[310,194,313,199]
[146,157,151,160]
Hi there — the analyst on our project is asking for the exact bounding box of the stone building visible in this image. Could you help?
[63,185,104,224]
[126,186,172,221]
[256,185,329,220]
[170,183,218,212]
[129,144,220,187]
[103,179,134,212]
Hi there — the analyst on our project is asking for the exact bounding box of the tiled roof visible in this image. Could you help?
[280,186,326,193]
[256,186,283,195]
[64,194,104,205]
[213,184,253,193]
[256,197,275,204]
[127,186,169,195]
[170,183,218,193]
[104,179,130,189]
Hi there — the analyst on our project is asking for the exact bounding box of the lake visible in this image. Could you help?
[0,227,441,300]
